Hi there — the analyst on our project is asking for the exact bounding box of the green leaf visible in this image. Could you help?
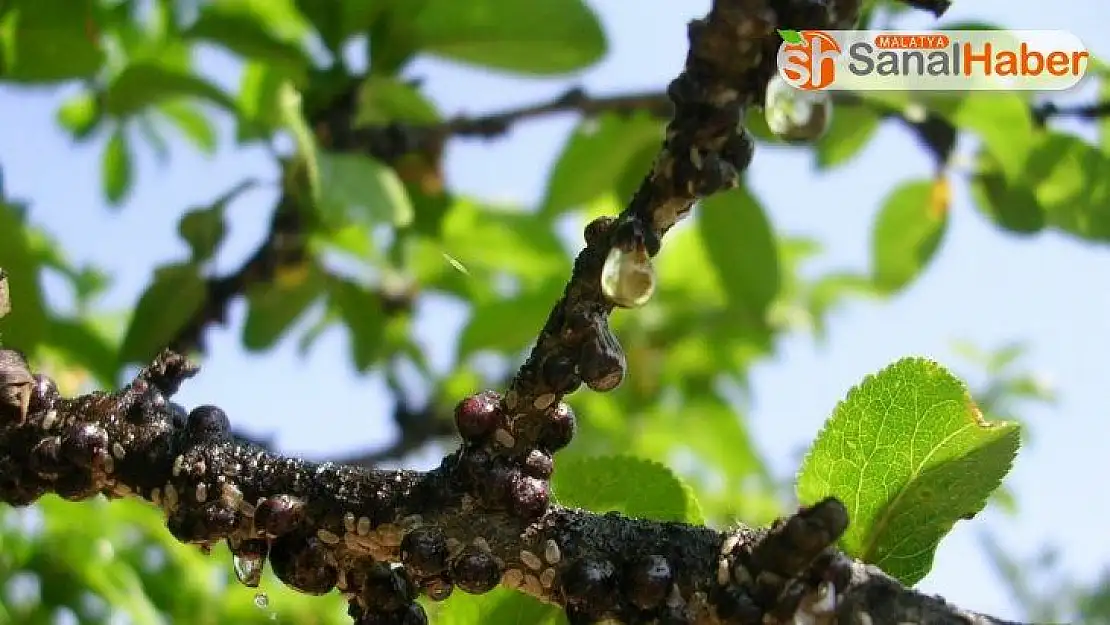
[428,586,565,625]
[697,186,781,325]
[1099,68,1110,156]
[236,62,285,141]
[355,76,441,127]
[316,152,414,228]
[870,178,948,293]
[178,209,225,264]
[279,81,321,206]
[294,0,385,53]
[329,278,386,371]
[56,92,101,141]
[0,0,104,83]
[411,0,606,75]
[931,93,1034,181]
[120,263,207,365]
[796,357,1021,586]
[1022,132,1110,242]
[815,102,882,169]
[243,265,324,351]
[159,101,218,154]
[969,149,1044,235]
[104,63,237,118]
[102,127,134,206]
[552,455,704,524]
[458,285,559,358]
[183,1,309,76]
[778,29,803,44]
[0,202,48,346]
[541,113,662,217]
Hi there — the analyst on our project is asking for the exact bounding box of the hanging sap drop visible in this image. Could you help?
[763,74,832,143]
[233,553,265,588]
[600,243,656,308]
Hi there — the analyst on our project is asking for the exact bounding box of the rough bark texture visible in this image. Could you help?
[0,0,1033,623]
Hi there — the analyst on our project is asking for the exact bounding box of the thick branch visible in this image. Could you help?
[0,350,1025,624]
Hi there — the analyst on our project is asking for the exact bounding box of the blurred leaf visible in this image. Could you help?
[552,455,705,524]
[932,93,1034,181]
[159,100,218,154]
[0,203,50,346]
[102,127,134,206]
[236,62,285,141]
[316,152,414,228]
[183,0,309,76]
[56,92,101,141]
[698,186,781,325]
[541,112,662,217]
[428,585,566,625]
[177,181,255,263]
[104,63,237,118]
[969,149,1045,235]
[330,278,386,371]
[119,263,207,365]
[1023,132,1110,242]
[411,0,606,75]
[796,357,1021,585]
[243,263,324,351]
[815,102,882,169]
[355,75,441,126]
[279,81,321,206]
[615,141,661,205]
[295,0,385,53]
[1100,68,1110,156]
[0,0,104,83]
[44,317,118,385]
[458,282,559,357]
[870,178,948,293]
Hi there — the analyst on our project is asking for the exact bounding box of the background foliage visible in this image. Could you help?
[1,0,1108,623]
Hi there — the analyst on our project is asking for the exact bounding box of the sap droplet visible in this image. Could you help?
[764,74,832,143]
[254,592,269,609]
[233,553,265,588]
[600,243,656,308]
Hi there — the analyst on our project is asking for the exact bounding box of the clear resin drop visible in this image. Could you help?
[764,74,832,143]
[233,553,265,588]
[600,243,656,308]
[254,592,269,609]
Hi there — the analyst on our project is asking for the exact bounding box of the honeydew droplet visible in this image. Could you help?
[764,74,832,143]
[233,553,265,588]
[254,592,269,609]
[600,243,656,308]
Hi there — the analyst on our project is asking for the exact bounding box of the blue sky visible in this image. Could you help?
[2,0,1109,620]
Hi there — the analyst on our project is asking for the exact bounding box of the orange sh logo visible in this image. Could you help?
[777,30,842,91]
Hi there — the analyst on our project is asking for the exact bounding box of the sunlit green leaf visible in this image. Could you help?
[183,0,309,76]
[428,586,566,625]
[458,283,560,358]
[410,0,606,75]
[119,263,207,365]
[159,101,218,154]
[56,92,101,141]
[102,127,135,206]
[871,178,948,293]
[1023,132,1110,242]
[104,63,237,118]
[295,0,386,53]
[542,112,662,217]
[355,75,441,127]
[796,357,1021,585]
[316,152,414,228]
[552,455,705,524]
[932,92,1035,181]
[236,62,285,141]
[0,0,104,83]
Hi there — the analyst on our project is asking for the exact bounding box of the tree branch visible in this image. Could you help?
[0,0,1036,624]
